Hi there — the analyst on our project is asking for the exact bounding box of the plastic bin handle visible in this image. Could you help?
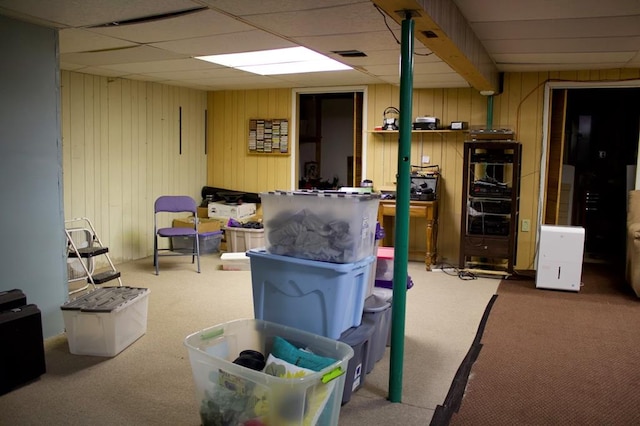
[321,366,345,384]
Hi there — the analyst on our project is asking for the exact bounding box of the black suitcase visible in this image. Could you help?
[0,304,46,395]
[0,289,27,312]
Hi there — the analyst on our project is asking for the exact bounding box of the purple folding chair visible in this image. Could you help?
[153,195,200,275]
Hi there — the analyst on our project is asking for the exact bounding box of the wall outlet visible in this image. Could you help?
[422,155,430,164]
[521,219,530,232]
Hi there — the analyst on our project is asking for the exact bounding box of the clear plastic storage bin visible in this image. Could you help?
[60,286,150,357]
[184,319,354,426]
[171,231,223,254]
[224,226,265,252]
[260,190,380,264]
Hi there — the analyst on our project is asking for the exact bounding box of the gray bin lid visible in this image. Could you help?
[363,293,391,313]
[339,321,376,346]
[61,286,149,313]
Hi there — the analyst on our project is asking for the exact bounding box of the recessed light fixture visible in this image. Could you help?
[195,46,352,75]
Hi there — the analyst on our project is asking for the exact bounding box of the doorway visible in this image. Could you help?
[544,86,640,266]
[292,87,366,190]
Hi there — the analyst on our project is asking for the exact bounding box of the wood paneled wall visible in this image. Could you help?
[62,69,640,269]
[202,69,640,271]
[61,71,207,264]
[207,89,292,193]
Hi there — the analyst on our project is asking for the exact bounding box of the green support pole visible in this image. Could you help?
[486,94,494,130]
[388,12,414,403]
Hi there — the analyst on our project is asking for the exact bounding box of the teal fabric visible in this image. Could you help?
[271,336,337,372]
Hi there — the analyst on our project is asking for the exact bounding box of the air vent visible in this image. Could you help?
[332,50,367,58]
[423,31,438,38]
[90,7,207,28]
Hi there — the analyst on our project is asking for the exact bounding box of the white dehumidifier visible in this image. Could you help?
[535,225,585,292]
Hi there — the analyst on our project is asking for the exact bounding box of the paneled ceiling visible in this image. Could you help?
[0,0,638,92]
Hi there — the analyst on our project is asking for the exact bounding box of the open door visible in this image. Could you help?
[298,91,363,189]
[544,89,568,225]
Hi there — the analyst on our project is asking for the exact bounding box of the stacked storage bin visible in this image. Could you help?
[247,190,380,405]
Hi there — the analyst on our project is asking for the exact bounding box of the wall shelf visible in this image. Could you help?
[369,129,468,134]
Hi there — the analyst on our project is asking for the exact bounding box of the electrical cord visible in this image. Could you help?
[435,262,478,280]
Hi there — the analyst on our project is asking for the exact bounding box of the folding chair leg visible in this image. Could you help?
[154,235,159,275]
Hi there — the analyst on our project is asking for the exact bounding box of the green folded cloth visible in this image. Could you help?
[271,336,337,372]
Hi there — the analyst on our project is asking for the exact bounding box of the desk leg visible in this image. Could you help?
[425,220,434,271]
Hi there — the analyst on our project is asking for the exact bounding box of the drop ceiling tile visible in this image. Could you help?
[493,52,636,65]
[498,62,630,72]
[61,45,188,66]
[0,0,200,28]
[71,66,130,78]
[96,58,221,73]
[87,9,254,43]
[199,0,364,16]
[185,74,294,90]
[472,16,640,40]
[119,73,168,83]
[241,2,395,38]
[275,69,386,87]
[142,67,244,80]
[59,61,86,71]
[297,30,402,55]
[455,0,640,22]
[150,30,296,56]
[59,28,137,53]
[484,37,640,54]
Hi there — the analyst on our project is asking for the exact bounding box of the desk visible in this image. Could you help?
[377,200,438,270]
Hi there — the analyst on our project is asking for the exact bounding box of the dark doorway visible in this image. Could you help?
[563,88,640,264]
[298,92,362,189]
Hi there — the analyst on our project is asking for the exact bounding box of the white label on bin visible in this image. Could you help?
[352,363,362,391]
[361,216,370,241]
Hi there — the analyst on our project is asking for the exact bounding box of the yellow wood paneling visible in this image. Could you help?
[61,71,207,264]
[206,89,292,193]
[62,67,632,272]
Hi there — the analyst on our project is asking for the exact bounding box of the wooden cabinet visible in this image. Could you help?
[459,141,522,274]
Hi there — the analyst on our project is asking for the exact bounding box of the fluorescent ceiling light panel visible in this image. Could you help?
[196,46,351,75]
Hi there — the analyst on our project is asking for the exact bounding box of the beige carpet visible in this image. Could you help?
[0,254,499,425]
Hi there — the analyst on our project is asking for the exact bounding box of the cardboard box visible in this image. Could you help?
[207,202,256,220]
[197,207,209,218]
[172,217,221,233]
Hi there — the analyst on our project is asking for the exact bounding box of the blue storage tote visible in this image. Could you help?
[246,249,375,339]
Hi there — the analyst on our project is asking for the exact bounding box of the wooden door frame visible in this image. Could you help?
[539,79,640,258]
[290,86,368,189]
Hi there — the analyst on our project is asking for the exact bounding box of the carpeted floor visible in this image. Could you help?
[449,263,640,425]
[0,254,500,425]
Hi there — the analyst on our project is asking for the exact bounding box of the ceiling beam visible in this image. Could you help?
[371,0,500,93]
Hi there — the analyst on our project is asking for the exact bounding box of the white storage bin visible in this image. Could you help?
[60,287,150,357]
